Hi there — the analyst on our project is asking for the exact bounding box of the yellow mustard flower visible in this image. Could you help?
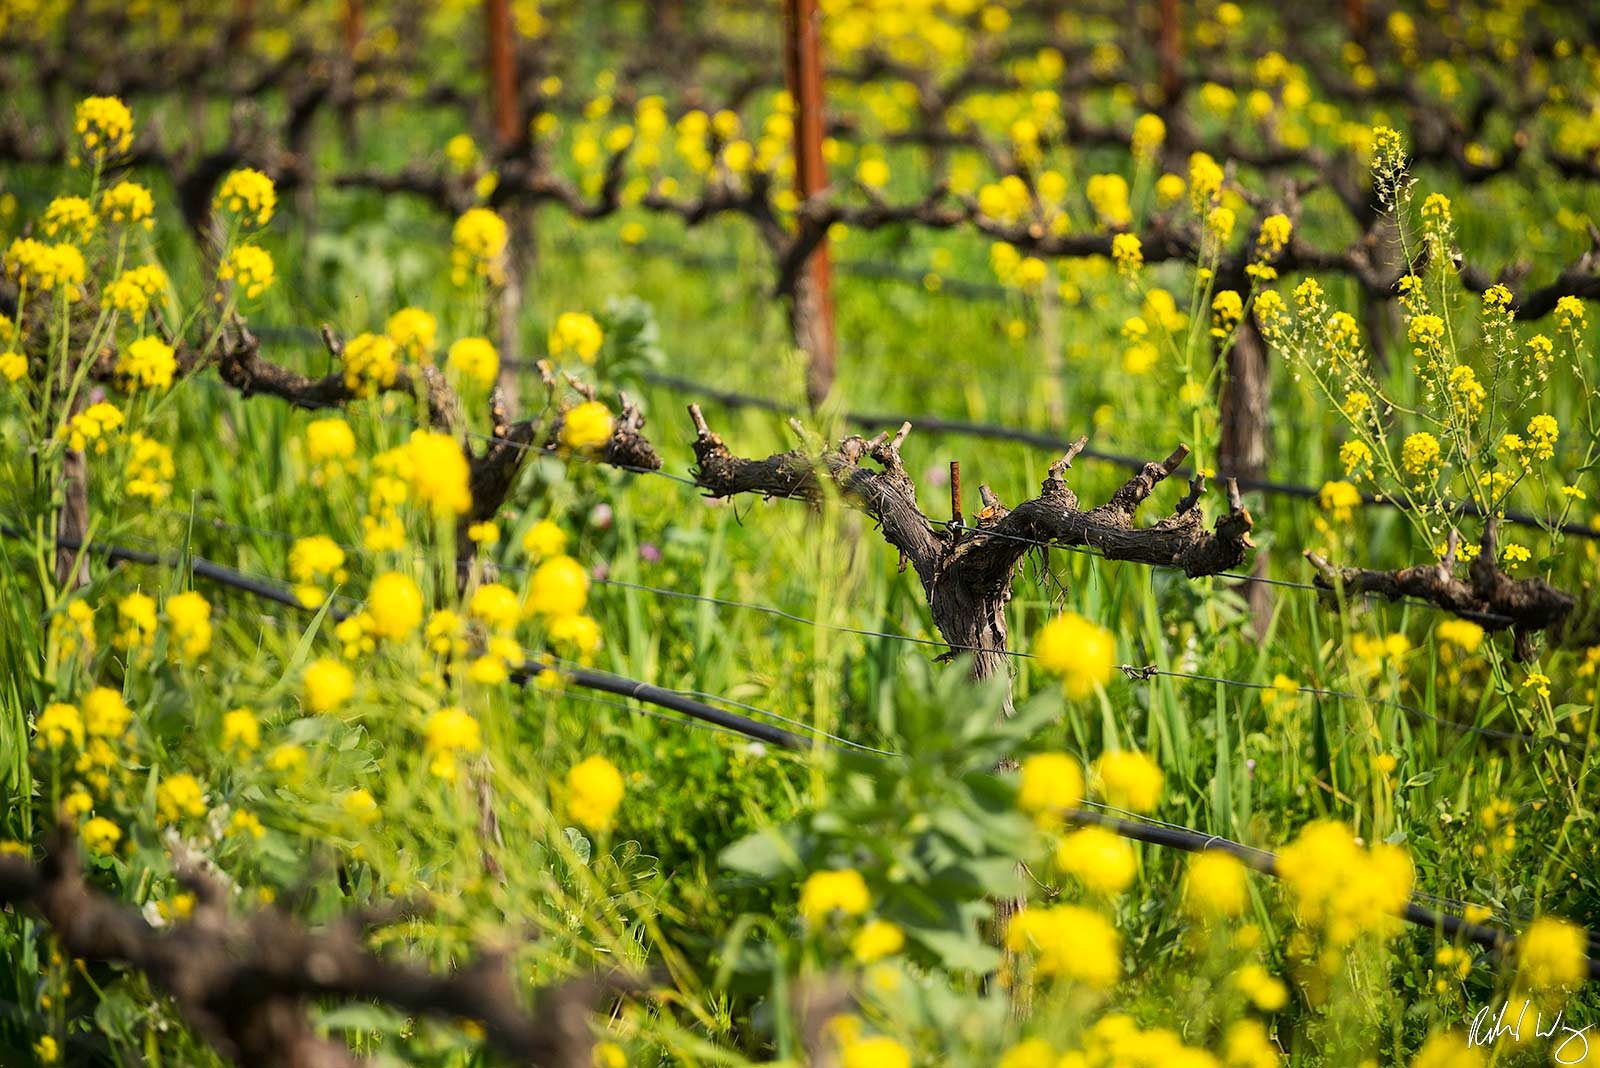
[42,195,96,240]
[447,336,499,387]
[799,868,870,921]
[304,657,354,712]
[566,754,625,832]
[558,400,614,452]
[423,706,481,780]
[165,591,212,657]
[34,702,84,749]
[107,265,168,318]
[1110,233,1142,277]
[221,708,260,753]
[850,919,905,963]
[341,332,399,396]
[451,207,509,285]
[75,95,134,160]
[219,245,275,300]
[155,773,206,824]
[1032,612,1115,699]
[1092,750,1164,813]
[1517,916,1587,990]
[101,181,155,229]
[1006,904,1120,987]
[1183,850,1249,919]
[214,168,277,227]
[119,336,177,391]
[81,817,121,855]
[385,307,437,361]
[365,572,423,640]
[548,311,605,363]
[1276,820,1412,944]
[1016,752,1084,826]
[1055,826,1137,894]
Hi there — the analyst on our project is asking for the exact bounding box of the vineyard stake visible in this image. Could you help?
[781,0,837,409]
[950,460,962,530]
[485,0,518,148]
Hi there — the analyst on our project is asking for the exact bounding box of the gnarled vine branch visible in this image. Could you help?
[1306,521,1594,660]
[212,320,663,529]
[0,823,600,1068]
[686,404,1254,708]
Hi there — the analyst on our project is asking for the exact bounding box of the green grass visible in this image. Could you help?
[2,12,1599,1065]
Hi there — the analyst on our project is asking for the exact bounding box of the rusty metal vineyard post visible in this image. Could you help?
[486,0,518,148]
[782,0,838,409]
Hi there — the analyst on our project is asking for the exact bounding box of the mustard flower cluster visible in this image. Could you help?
[447,336,499,386]
[341,332,400,395]
[557,400,614,451]
[42,195,97,240]
[66,402,125,452]
[1256,213,1292,257]
[1317,479,1362,523]
[75,95,135,161]
[164,591,213,658]
[124,432,175,501]
[1006,904,1122,987]
[1188,151,1224,213]
[1276,820,1413,945]
[1085,173,1132,228]
[1211,290,1243,337]
[118,336,177,391]
[304,417,358,483]
[1031,612,1115,699]
[219,245,275,300]
[1399,431,1442,480]
[101,180,155,229]
[288,534,348,607]
[4,237,87,299]
[565,755,625,831]
[1110,233,1142,278]
[107,265,168,319]
[385,307,438,362]
[1130,112,1165,160]
[0,350,26,384]
[214,168,277,227]
[1092,750,1166,813]
[421,706,481,781]
[548,311,605,363]
[451,207,509,285]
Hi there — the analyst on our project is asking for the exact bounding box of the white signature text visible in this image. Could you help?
[1470,999,1591,1065]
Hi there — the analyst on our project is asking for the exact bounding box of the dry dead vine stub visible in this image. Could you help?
[1306,521,1592,660]
[686,403,1255,710]
[0,823,603,1068]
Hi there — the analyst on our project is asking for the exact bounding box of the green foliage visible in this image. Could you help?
[2,7,1600,1066]
[721,659,1052,975]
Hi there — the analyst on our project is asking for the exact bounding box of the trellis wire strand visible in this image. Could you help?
[171,384,1528,627]
[1117,663,1588,752]
[13,528,1596,971]
[143,506,1561,748]
[6,526,823,753]
[1064,808,1600,978]
[206,341,1600,542]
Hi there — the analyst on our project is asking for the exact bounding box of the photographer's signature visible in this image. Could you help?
[1470,999,1591,1064]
